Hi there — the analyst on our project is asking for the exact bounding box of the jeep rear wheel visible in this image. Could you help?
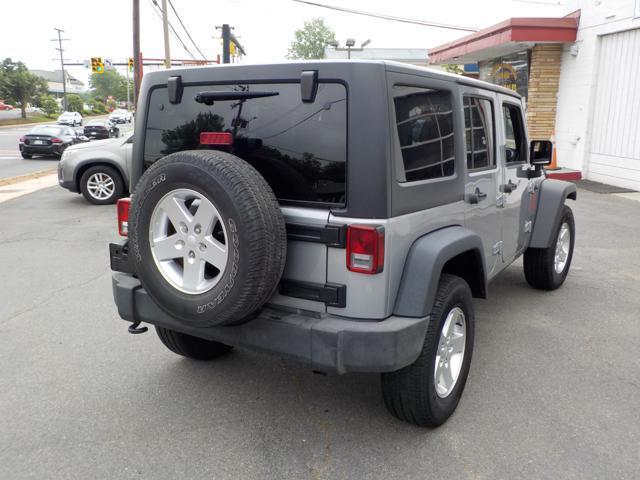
[156,327,233,360]
[129,150,286,327]
[381,274,475,427]
[524,205,575,290]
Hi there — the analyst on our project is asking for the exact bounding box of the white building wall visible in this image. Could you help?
[555,0,640,176]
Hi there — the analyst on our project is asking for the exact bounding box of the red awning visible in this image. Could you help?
[429,12,580,64]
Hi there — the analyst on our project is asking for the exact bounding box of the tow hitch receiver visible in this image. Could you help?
[128,321,148,334]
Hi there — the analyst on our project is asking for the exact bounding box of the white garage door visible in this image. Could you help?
[589,28,640,190]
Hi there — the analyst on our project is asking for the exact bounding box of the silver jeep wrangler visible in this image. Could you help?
[110,61,576,427]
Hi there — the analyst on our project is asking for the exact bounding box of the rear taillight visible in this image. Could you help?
[347,225,384,274]
[117,198,131,236]
[51,137,63,143]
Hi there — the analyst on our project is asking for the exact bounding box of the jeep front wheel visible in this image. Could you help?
[524,205,575,290]
[129,150,287,327]
[381,274,475,427]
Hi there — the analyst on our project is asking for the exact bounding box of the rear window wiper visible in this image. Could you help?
[194,91,279,106]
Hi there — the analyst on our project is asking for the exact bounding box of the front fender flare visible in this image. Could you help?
[529,179,577,249]
[393,226,487,318]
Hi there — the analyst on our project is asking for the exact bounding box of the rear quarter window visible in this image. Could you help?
[143,82,347,206]
[393,86,455,182]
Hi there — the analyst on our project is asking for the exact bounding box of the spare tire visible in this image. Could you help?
[128,150,287,326]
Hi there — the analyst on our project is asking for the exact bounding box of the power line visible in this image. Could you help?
[291,0,477,32]
[148,0,197,60]
[167,0,208,60]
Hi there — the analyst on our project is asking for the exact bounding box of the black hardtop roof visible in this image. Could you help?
[141,59,521,99]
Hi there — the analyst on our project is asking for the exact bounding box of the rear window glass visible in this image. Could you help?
[393,86,455,182]
[31,126,63,135]
[144,82,347,206]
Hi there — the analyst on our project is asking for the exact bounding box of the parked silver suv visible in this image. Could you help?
[59,136,132,204]
[110,61,576,427]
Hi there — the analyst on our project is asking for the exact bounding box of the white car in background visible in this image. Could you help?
[57,111,83,126]
[58,135,133,205]
[108,109,133,124]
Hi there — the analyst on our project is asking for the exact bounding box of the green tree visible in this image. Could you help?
[39,95,59,117]
[0,58,48,119]
[287,18,336,60]
[89,68,129,101]
[66,94,84,113]
[442,64,464,75]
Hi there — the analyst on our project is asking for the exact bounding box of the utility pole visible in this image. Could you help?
[221,24,231,64]
[215,24,245,64]
[52,28,69,111]
[133,0,141,105]
[162,0,171,68]
[126,66,131,109]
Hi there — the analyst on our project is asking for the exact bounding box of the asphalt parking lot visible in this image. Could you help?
[1,185,639,479]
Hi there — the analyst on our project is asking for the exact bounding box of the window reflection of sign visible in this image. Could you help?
[491,63,518,92]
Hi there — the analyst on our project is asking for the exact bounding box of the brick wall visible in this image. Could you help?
[527,44,563,140]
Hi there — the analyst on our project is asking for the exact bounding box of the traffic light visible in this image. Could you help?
[91,57,104,74]
[229,41,236,57]
[128,57,134,71]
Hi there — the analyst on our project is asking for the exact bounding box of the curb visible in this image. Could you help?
[0,168,57,187]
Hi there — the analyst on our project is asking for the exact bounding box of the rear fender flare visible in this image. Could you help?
[393,226,487,318]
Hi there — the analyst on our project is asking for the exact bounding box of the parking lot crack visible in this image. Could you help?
[2,266,109,324]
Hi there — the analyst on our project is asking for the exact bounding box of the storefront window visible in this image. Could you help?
[479,50,530,99]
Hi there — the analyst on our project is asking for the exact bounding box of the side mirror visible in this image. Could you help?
[530,140,553,166]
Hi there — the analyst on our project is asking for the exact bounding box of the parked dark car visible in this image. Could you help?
[19,125,84,159]
[84,119,120,140]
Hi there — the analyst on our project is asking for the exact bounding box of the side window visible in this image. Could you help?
[393,86,455,182]
[464,96,494,170]
[503,104,527,164]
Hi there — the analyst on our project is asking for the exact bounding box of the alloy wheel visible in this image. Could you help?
[434,306,467,398]
[554,222,571,274]
[149,188,228,295]
[86,172,115,200]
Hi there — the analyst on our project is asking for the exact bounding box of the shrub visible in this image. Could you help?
[66,94,84,113]
[39,95,59,117]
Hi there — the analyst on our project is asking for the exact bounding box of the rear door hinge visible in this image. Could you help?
[524,220,532,233]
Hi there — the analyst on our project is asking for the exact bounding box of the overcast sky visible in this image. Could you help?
[1,0,571,87]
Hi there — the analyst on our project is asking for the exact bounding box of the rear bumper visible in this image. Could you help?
[20,144,62,155]
[112,272,429,374]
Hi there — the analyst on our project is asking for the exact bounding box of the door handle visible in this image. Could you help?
[500,179,520,194]
[467,188,487,204]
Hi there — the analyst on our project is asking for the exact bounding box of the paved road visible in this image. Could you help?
[0,117,132,180]
[0,186,639,479]
[0,109,25,121]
